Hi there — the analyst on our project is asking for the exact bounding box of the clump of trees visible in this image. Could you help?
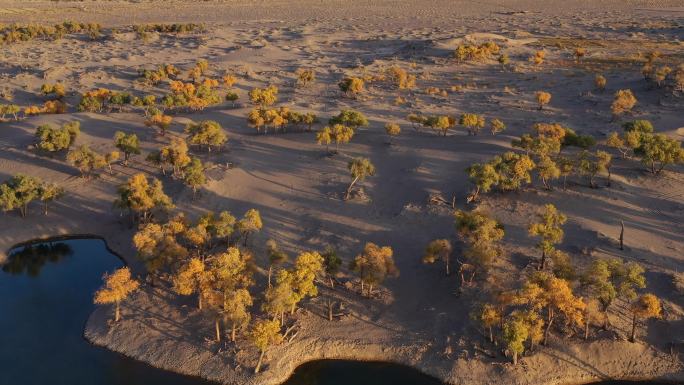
[145,108,173,136]
[114,131,140,165]
[454,209,504,284]
[114,173,174,222]
[66,145,117,178]
[35,121,80,152]
[316,124,354,154]
[0,174,64,217]
[184,120,227,151]
[350,242,398,296]
[606,120,684,174]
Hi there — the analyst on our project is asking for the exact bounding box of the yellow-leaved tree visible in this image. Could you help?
[94,267,140,322]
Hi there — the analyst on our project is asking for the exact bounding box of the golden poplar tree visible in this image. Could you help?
[94,267,140,322]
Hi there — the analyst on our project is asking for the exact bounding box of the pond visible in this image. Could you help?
[0,238,215,385]
[0,238,674,385]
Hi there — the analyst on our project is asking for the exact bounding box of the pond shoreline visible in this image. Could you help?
[4,235,684,385]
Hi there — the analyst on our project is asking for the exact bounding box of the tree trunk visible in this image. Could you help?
[488,326,493,343]
[630,314,637,342]
[584,320,590,340]
[512,350,518,365]
[360,280,364,295]
[198,294,203,310]
[540,249,547,270]
[255,350,265,373]
[619,221,624,250]
[445,255,450,276]
[345,176,359,200]
[327,299,333,321]
[115,301,121,322]
[268,265,273,288]
[231,323,237,342]
[215,318,221,342]
[280,311,284,326]
[44,202,49,216]
[543,309,554,346]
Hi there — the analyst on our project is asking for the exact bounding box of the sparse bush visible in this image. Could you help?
[338,77,365,97]
[594,74,606,91]
[386,66,416,89]
[40,83,66,99]
[384,122,401,144]
[295,68,316,88]
[611,89,637,120]
[454,41,500,62]
[535,91,551,110]
[490,118,506,135]
[530,50,545,65]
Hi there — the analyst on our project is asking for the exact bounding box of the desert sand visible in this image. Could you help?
[0,1,683,384]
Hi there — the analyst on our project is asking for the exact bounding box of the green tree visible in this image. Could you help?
[346,157,375,200]
[183,157,207,197]
[3,174,42,217]
[528,204,566,270]
[502,316,528,365]
[38,182,64,215]
[35,121,80,152]
[114,131,141,165]
[536,156,560,189]
[328,110,368,130]
[322,246,342,288]
[581,258,646,329]
[185,120,227,152]
[263,269,296,325]
[634,133,684,174]
[466,162,498,202]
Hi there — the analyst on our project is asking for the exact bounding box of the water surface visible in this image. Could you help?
[0,238,214,385]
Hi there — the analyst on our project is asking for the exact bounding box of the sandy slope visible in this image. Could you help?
[1,1,683,384]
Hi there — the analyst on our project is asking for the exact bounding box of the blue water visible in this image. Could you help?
[0,238,214,385]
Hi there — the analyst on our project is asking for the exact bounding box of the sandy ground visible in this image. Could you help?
[1,1,684,384]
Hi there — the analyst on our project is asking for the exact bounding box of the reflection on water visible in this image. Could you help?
[0,238,214,385]
[2,241,73,276]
